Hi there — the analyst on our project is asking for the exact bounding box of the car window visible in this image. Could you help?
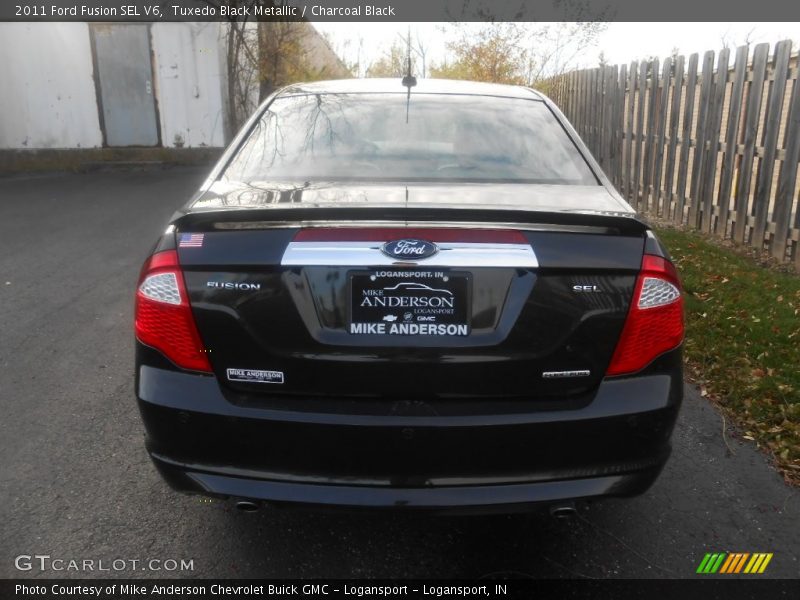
[223,93,598,185]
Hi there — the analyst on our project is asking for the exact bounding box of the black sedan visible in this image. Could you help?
[134,78,684,514]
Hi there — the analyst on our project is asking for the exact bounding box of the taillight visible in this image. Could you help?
[134,250,211,373]
[606,254,684,376]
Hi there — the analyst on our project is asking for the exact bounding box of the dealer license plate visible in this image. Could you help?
[349,269,470,337]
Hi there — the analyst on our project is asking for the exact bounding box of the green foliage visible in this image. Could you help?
[430,24,527,85]
[366,42,415,78]
[259,22,342,92]
[430,22,606,86]
[656,227,800,483]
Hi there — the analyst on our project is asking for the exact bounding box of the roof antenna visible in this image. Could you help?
[401,27,416,124]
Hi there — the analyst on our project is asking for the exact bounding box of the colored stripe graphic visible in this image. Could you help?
[758,554,773,573]
[720,553,748,573]
[696,553,713,573]
[710,554,726,573]
[719,554,736,573]
[733,553,750,573]
[697,552,773,574]
[697,553,726,573]
[744,553,774,574]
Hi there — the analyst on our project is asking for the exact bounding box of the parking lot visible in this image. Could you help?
[1,166,798,579]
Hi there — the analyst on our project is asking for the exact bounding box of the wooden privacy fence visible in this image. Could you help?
[548,41,800,268]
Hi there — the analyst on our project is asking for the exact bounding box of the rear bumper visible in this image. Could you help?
[151,456,665,514]
[136,360,681,513]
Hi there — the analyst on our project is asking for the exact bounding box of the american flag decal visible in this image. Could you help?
[179,233,204,248]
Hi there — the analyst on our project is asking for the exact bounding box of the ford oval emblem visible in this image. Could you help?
[381,238,438,260]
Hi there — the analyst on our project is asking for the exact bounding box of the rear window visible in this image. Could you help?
[223,93,598,185]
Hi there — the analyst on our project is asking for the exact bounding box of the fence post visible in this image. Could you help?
[623,62,637,202]
[772,50,800,262]
[733,43,770,244]
[753,40,792,250]
[603,66,615,176]
[579,69,588,141]
[612,64,626,190]
[596,68,606,168]
[592,67,602,157]
[676,53,700,225]
[700,48,730,233]
[717,45,750,238]
[632,61,649,210]
[688,50,716,228]
[652,58,672,217]
[642,58,660,214]
[664,55,685,221]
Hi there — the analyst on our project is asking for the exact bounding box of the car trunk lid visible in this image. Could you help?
[173,183,645,401]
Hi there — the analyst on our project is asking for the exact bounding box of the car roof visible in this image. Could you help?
[278,78,544,100]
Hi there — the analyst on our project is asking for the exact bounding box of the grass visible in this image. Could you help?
[655,227,800,484]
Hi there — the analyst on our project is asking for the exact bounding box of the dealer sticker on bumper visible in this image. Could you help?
[226,368,284,384]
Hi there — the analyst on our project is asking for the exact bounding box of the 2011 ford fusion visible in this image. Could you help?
[135,78,684,514]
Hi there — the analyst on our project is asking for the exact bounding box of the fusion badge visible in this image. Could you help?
[207,281,261,291]
[226,368,284,384]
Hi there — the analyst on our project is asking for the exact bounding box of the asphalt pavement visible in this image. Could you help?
[1,167,798,579]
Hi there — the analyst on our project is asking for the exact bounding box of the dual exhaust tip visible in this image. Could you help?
[549,501,578,519]
[234,500,260,512]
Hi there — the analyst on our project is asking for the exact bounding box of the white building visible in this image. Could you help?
[0,22,233,150]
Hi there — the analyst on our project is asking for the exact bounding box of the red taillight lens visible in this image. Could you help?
[134,250,211,373]
[606,255,684,376]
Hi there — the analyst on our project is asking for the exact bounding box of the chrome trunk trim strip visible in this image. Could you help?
[281,241,538,268]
